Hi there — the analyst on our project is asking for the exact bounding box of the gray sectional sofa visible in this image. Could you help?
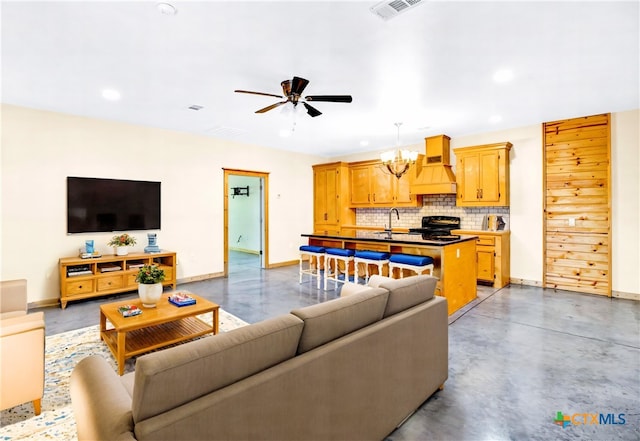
[70,275,448,441]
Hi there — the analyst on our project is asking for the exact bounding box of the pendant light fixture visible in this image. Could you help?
[380,122,419,179]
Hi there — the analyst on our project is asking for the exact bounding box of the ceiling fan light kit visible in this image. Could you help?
[235,76,352,118]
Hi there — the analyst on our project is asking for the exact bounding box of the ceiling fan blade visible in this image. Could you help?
[281,80,291,96]
[305,95,353,103]
[303,102,322,117]
[235,89,284,99]
[255,101,288,114]
[291,76,309,95]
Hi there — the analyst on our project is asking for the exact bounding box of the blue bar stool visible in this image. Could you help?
[389,254,434,278]
[354,250,390,285]
[299,245,325,289]
[324,248,355,291]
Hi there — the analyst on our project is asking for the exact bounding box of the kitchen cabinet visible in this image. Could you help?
[313,162,354,235]
[348,160,420,208]
[454,142,512,207]
[453,230,510,288]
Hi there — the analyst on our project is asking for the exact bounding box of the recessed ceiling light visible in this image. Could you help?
[489,115,502,123]
[493,69,514,83]
[156,2,177,15]
[101,89,121,101]
[279,129,292,138]
[360,140,369,147]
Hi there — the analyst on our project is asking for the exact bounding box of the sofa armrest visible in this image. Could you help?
[0,279,27,315]
[0,311,44,338]
[70,355,135,441]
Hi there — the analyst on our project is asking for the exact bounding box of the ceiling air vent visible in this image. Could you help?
[370,0,424,20]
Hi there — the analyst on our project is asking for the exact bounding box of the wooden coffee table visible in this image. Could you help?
[99,292,219,375]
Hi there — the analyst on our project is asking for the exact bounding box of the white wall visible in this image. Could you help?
[450,125,544,286]
[610,110,640,295]
[1,104,321,304]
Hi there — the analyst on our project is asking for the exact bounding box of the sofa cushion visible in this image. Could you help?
[291,288,389,354]
[339,282,373,297]
[131,313,304,422]
[378,275,438,318]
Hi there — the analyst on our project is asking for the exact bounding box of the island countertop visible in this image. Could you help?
[302,231,477,247]
[302,232,478,315]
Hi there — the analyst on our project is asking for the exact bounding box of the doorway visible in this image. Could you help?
[223,169,269,276]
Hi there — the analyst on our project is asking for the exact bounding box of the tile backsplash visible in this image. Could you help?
[355,194,509,231]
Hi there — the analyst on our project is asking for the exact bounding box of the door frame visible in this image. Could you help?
[223,168,270,277]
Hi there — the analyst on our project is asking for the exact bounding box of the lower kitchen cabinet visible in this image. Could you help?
[453,230,510,288]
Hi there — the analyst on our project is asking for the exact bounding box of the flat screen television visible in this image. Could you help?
[67,177,161,234]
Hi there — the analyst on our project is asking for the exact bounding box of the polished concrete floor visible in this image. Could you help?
[37,251,640,440]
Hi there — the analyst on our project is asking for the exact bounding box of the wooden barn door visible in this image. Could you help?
[543,113,611,296]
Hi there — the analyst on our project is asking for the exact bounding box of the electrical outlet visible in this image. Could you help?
[568,218,576,227]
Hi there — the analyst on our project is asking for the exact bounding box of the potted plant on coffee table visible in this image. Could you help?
[108,233,136,256]
[135,264,166,308]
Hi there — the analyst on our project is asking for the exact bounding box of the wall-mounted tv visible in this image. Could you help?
[67,177,161,234]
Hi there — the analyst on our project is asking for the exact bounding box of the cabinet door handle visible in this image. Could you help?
[479,188,483,199]
[373,193,376,202]
[324,213,328,221]
[476,189,480,199]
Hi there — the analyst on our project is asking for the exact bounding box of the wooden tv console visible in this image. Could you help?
[59,251,177,309]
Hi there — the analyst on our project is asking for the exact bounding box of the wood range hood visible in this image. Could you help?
[410,134,457,195]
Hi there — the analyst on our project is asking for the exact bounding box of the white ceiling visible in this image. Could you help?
[2,1,638,157]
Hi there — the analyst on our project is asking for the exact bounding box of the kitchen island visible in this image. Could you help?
[302,231,478,315]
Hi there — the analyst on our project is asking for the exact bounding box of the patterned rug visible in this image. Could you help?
[0,309,248,440]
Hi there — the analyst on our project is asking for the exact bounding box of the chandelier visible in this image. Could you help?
[380,122,419,179]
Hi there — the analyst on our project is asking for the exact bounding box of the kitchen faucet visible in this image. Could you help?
[386,207,400,233]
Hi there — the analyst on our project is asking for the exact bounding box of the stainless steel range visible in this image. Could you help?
[409,216,461,241]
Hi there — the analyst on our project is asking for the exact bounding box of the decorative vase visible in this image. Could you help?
[138,282,163,308]
[144,233,161,253]
[116,246,129,256]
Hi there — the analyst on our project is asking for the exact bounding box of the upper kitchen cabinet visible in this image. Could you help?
[454,142,512,207]
[348,160,420,208]
[313,162,354,234]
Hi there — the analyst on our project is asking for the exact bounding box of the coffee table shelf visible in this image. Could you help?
[101,316,213,358]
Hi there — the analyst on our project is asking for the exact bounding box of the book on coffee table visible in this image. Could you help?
[118,305,142,317]
[169,292,196,307]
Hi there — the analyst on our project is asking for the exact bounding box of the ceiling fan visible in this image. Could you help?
[234,76,352,117]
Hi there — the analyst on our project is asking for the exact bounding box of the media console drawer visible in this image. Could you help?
[66,280,94,296]
[97,275,124,291]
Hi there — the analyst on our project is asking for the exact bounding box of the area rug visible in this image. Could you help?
[0,309,248,440]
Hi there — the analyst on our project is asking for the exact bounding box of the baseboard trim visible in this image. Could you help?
[267,260,298,269]
[509,278,543,287]
[229,247,260,255]
[612,290,640,301]
[177,272,224,284]
[29,298,60,309]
